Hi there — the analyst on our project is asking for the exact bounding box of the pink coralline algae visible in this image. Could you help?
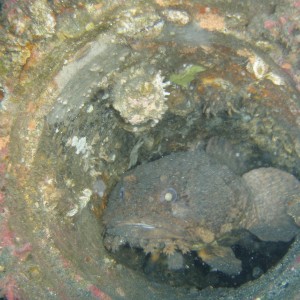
[264,20,278,30]
[262,2,300,91]
[1,276,20,300]
[13,242,32,261]
[88,284,112,300]
[0,220,14,248]
[294,1,300,8]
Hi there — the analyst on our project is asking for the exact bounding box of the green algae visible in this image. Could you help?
[170,65,205,88]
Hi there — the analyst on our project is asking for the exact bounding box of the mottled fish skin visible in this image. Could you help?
[206,136,265,175]
[243,167,300,242]
[103,145,300,274]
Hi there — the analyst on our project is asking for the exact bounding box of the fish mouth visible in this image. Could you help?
[106,218,191,241]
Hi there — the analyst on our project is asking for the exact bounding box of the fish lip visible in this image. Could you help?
[114,222,156,230]
[106,219,191,241]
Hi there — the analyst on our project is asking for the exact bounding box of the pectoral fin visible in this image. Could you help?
[198,245,242,275]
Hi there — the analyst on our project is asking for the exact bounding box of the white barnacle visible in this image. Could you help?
[79,188,93,209]
[252,56,268,79]
[161,9,190,25]
[71,136,88,155]
[265,72,285,86]
[66,205,79,217]
[112,66,170,127]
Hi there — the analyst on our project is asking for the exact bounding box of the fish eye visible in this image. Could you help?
[160,187,178,202]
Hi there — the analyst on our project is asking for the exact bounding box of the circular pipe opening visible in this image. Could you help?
[1,1,300,299]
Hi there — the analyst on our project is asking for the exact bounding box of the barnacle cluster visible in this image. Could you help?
[112,66,170,128]
[246,55,285,85]
[115,7,164,39]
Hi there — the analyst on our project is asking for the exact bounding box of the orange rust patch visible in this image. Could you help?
[91,193,108,218]
[194,4,219,15]
[247,81,279,100]
[198,13,225,31]
[22,43,39,71]
[246,84,260,96]
[197,5,209,14]
[0,136,10,150]
[197,59,248,90]
[179,47,198,55]
[201,76,222,88]
[197,74,222,95]
[27,120,37,131]
[26,101,38,113]
[281,62,292,70]
[19,43,42,82]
